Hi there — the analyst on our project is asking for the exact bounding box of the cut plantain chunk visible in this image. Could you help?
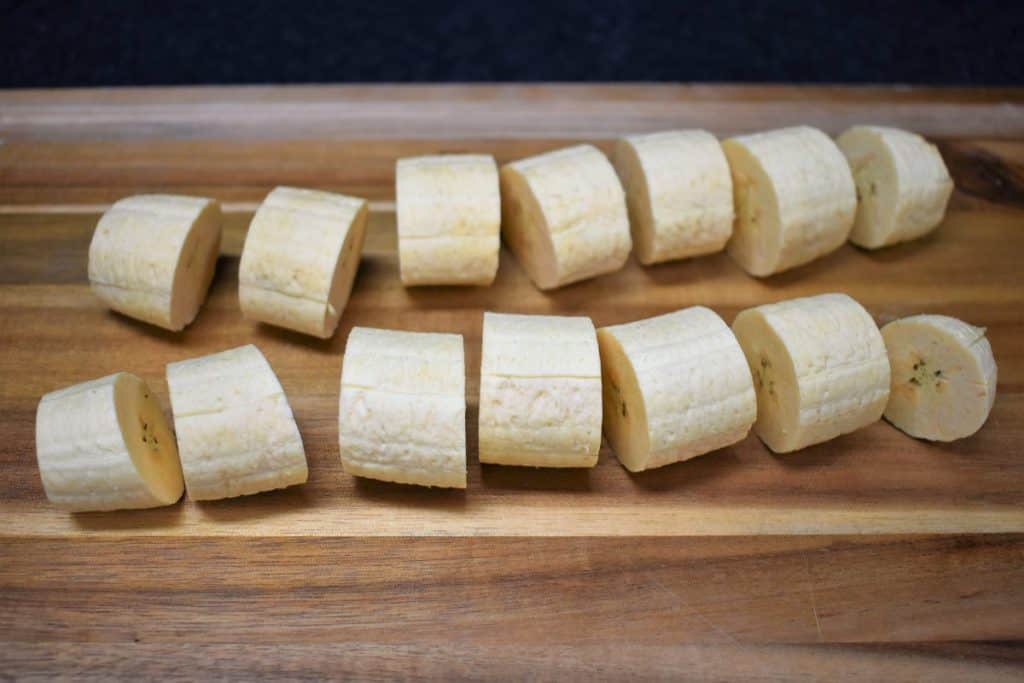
[732,293,890,453]
[396,154,501,286]
[612,129,734,265]
[239,186,368,338]
[478,312,602,467]
[35,373,184,512]
[89,194,223,331]
[166,344,308,500]
[723,126,857,277]
[881,315,997,441]
[598,306,756,472]
[338,327,467,488]
[837,125,954,249]
[500,144,631,290]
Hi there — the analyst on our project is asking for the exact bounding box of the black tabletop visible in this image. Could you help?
[2,0,1021,87]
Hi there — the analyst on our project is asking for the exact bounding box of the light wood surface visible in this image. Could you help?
[1,84,1023,680]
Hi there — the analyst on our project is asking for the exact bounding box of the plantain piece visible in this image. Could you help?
[338,327,467,488]
[166,344,308,500]
[881,314,997,441]
[35,373,184,512]
[89,194,222,331]
[598,306,756,472]
[396,154,501,286]
[723,126,857,277]
[478,312,602,467]
[612,129,734,265]
[837,125,954,249]
[732,293,890,453]
[239,186,368,338]
[500,144,631,290]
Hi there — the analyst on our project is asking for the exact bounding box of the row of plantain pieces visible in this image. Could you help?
[84,124,954,338]
[35,123,984,512]
[37,293,997,511]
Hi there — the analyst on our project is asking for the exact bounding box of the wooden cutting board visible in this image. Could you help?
[1,85,1023,680]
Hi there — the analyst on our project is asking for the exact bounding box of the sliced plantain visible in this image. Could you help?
[166,344,308,500]
[837,125,954,249]
[732,293,890,453]
[881,314,997,441]
[339,327,467,488]
[396,154,501,286]
[612,129,734,265]
[478,312,603,467]
[35,372,184,512]
[239,186,368,338]
[598,306,756,472]
[89,194,222,331]
[723,126,857,277]
[500,144,631,290]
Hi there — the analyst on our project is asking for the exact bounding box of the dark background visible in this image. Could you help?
[1,0,1022,88]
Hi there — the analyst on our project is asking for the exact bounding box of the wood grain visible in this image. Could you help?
[2,84,1022,142]
[1,84,1023,680]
